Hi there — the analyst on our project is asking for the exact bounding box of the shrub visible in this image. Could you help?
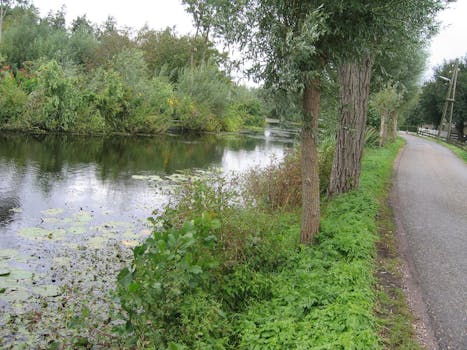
[88,68,133,130]
[0,72,27,125]
[24,60,81,131]
[117,177,298,348]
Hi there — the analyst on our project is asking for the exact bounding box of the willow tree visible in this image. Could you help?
[328,0,446,196]
[183,0,332,243]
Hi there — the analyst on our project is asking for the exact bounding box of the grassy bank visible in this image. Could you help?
[116,140,407,349]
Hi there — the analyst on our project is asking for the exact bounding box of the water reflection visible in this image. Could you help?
[0,131,293,242]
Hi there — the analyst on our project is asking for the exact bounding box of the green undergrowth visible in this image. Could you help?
[116,140,404,349]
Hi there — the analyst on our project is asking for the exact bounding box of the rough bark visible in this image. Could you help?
[390,110,398,141]
[300,79,321,244]
[379,111,388,147]
[328,57,372,196]
[0,6,4,45]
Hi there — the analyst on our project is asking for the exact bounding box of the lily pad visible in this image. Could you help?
[68,226,87,235]
[132,175,163,182]
[33,285,62,298]
[121,240,139,248]
[73,212,93,223]
[9,207,23,213]
[6,267,34,280]
[42,217,59,224]
[19,227,66,241]
[0,269,11,277]
[87,236,109,249]
[40,208,64,216]
[0,289,30,303]
[0,249,19,260]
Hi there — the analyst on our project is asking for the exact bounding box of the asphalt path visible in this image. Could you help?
[392,134,467,349]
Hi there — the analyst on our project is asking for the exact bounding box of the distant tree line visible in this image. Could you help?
[0,1,265,133]
[409,58,467,141]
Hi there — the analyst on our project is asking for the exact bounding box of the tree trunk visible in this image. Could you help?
[0,6,4,46]
[379,111,388,147]
[300,79,321,245]
[328,57,372,196]
[390,110,398,141]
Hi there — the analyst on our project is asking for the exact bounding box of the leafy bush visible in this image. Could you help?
[177,63,231,119]
[0,72,27,125]
[88,68,133,130]
[117,177,297,348]
[24,60,82,131]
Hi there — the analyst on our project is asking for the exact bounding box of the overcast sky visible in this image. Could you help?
[33,0,467,81]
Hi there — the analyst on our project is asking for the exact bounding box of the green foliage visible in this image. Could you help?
[416,58,467,141]
[87,68,132,130]
[0,71,26,124]
[117,177,296,348]
[0,3,265,134]
[117,139,403,348]
[25,60,81,131]
[365,126,380,148]
[177,63,231,116]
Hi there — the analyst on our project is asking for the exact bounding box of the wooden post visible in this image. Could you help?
[447,59,459,142]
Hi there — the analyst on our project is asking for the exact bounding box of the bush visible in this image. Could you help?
[88,68,133,130]
[24,60,81,131]
[117,177,297,348]
[0,72,27,125]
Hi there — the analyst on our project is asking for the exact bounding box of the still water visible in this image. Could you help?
[0,131,294,312]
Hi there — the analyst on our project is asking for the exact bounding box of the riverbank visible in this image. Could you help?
[0,131,292,349]
[115,140,410,349]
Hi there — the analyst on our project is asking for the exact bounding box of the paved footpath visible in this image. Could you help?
[392,134,467,349]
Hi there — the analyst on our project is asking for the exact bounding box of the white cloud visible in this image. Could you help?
[426,0,467,78]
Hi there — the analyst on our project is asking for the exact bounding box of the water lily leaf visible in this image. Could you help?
[9,207,23,213]
[6,267,33,280]
[0,269,11,276]
[42,217,59,224]
[0,249,19,260]
[0,289,30,303]
[68,226,87,235]
[61,217,74,224]
[73,212,93,223]
[132,175,163,182]
[122,240,139,248]
[19,227,66,241]
[33,285,62,298]
[40,208,64,216]
[87,236,109,249]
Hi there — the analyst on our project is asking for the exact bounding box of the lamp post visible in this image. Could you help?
[438,59,459,142]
